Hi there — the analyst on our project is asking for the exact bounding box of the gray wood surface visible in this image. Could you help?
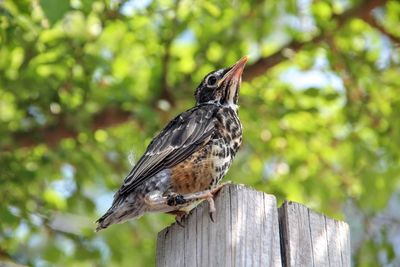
[156,185,350,267]
[278,201,351,267]
[156,184,282,267]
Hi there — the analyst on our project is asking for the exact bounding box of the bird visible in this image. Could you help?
[96,56,248,231]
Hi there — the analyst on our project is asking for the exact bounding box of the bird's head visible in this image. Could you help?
[195,56,248,107]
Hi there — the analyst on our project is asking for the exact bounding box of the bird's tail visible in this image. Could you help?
[95,193,145,232]
[95,211,112,232]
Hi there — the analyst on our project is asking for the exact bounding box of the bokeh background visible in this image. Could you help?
[1,0,400,266]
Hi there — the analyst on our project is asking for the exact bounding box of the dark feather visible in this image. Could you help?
[117,103,219,196]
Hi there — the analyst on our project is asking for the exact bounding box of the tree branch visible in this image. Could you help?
[361,10,400,45]
[9,0,387,149]
[243,0,387,81]
[10,107,132,148]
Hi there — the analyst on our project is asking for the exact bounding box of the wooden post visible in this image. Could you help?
[279,202,351,267]
[156,184,350,267]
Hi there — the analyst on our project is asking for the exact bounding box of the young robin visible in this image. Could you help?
[96,56,248,231]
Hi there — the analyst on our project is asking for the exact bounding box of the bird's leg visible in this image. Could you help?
[166,191,216,221]
[166,192,188,206]
[169,182,231,221]
[146,182,230,221]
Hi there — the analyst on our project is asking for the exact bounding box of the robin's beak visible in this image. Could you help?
[218,56,248,87]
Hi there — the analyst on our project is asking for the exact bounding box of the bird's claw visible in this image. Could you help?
[206,193,216,223]
[165,183,231,223]
[209,211,215,222]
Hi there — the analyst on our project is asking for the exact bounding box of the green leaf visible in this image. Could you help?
[40,0,70,25]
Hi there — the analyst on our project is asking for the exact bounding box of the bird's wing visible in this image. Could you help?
[118,104,218,195]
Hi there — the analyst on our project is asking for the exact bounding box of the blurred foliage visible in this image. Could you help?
[1,0,400,266]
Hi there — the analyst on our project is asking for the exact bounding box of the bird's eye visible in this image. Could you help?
[206,75,218,87]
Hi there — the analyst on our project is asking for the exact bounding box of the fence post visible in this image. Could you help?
[279,201,351,267]
[156,184,350,267]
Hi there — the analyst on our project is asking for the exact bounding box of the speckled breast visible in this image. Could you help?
[170,107,242,194]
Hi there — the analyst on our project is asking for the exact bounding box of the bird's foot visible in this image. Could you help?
[173,182,230,222]
[201,182,231,221]
[167,193,188,206]
[166,191,217,222]
[147,183,230,222]
[210,181,231,195]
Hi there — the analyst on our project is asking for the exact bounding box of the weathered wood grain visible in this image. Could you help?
[278,201,351,267]
[156,185,351,267]
[156,184,282,267]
